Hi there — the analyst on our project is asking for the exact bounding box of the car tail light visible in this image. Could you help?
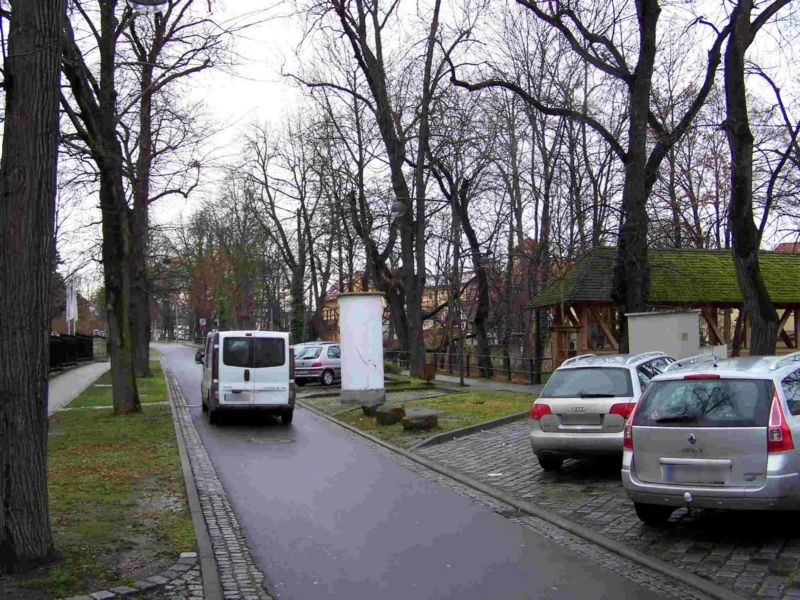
[683,373,720,380]
[311,361,322,368]
[530,403,551,420]
[623,404,638,450]
[610,402,636,419]
[768,391,794,453]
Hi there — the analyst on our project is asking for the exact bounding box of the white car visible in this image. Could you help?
[196,330,295,425]
[530,352,674,470]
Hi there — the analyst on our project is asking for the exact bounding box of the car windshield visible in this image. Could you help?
[633,378,773,428]
[300,346,322,359]
[539,367,633,398]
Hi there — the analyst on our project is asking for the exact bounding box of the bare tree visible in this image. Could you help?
[0,0,63,572]
[450,1,731,351]
[61,0,140,414]
[723,0,792,355]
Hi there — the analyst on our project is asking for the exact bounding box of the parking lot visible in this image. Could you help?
[418,419,800,599]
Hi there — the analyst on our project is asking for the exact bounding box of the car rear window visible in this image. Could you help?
[634,378,773,428]
[301,346,322,359]
[539,367,633,398]
[223,337,285,368]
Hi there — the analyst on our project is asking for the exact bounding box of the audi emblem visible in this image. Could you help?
[573,407,587,413]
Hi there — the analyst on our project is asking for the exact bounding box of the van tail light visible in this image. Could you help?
[768,391,794,453]
[610,402,636,419]
[623,404,638,450]
[530,403,551,420]
[311,361,322,368]
[289,349,295,379]
[212,346,219,380]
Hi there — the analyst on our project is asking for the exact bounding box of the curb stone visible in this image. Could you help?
[409,410,530,450]
[163,365,274,600]
[61,553,200,600]
[297,399,743,600]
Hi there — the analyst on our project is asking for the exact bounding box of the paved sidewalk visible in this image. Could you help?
[419,419,800,599]
[399,370,544,395]
[48,361,110,415]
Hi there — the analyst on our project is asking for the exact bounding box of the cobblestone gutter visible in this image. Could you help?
[164,367,274,600]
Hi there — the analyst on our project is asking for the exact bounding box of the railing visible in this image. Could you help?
[49,334,94,371]
[384,349,552,385]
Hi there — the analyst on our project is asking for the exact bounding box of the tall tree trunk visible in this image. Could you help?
[62,1,140,413]
[0,0,62,571]
[613,0,659,353]
[456,181,492,377]
[129,49,156,378]
[724,0,782,355]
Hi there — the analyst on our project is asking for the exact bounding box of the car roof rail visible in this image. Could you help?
[663,352,719,373]
[773,351,800,370]
[561,353,596,367]
[625,351,666,365]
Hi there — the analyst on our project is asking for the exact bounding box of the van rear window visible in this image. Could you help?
[254,338,285,367]
[223,338,251,367]
[634,379,773,428]
[222,337,285,368]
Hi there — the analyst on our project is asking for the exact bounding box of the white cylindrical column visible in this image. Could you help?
[338,292,385,406]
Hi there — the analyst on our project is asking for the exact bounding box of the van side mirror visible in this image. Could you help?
[195,350,204,364]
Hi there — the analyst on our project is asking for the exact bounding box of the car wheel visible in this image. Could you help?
[201,393,208,412]
[537,455,563,472]
[634,503,673,526]
[208,404,218,425]
[296,380,306,387]
[281,409,294,425]
[321,369,334,386]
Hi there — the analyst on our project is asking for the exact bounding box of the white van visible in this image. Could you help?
[196,330,295,425]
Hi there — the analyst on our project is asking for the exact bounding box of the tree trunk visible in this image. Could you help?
[612,0,660,353]
[0,0,62,572]
[129,51,156,378]
[724,0,779,355]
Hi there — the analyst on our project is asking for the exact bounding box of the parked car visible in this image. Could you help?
[294,343,341,386]
[529,352,675,471]
[196,330,295,425]
[622,352,800,525]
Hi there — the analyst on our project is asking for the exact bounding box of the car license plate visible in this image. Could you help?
[662,464,729,485]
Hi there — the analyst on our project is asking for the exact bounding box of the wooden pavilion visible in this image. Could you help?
[529,247,800,367]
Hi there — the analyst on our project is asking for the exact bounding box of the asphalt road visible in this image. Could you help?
[157,343,666,600]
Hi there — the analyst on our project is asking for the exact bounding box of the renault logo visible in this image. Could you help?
[688,433,697,445]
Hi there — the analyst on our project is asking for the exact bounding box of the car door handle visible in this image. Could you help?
[244,369,250,382]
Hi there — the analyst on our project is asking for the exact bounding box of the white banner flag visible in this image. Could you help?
[65,278,78,323]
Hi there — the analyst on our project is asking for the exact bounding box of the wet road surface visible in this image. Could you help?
[157,343,666,600]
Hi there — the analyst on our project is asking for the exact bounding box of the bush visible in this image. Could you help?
[384,359,400,375]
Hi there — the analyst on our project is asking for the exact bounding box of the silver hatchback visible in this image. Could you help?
[530,352,674,471]
[294,343,341,386]
[622,352,800,525]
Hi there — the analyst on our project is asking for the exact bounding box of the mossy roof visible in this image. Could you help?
[529,247,800,308]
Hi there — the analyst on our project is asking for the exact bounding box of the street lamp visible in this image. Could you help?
[389,200,406,221]
[127,0,167,14]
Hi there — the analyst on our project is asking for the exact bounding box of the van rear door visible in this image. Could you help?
[219,336,254,406]
[252,334,289,406]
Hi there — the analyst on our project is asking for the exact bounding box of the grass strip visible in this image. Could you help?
[15,359,195,598]
[335,389,534,449]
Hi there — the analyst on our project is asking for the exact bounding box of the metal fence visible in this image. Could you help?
[49,334,94,371]
[384,349,552,385]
